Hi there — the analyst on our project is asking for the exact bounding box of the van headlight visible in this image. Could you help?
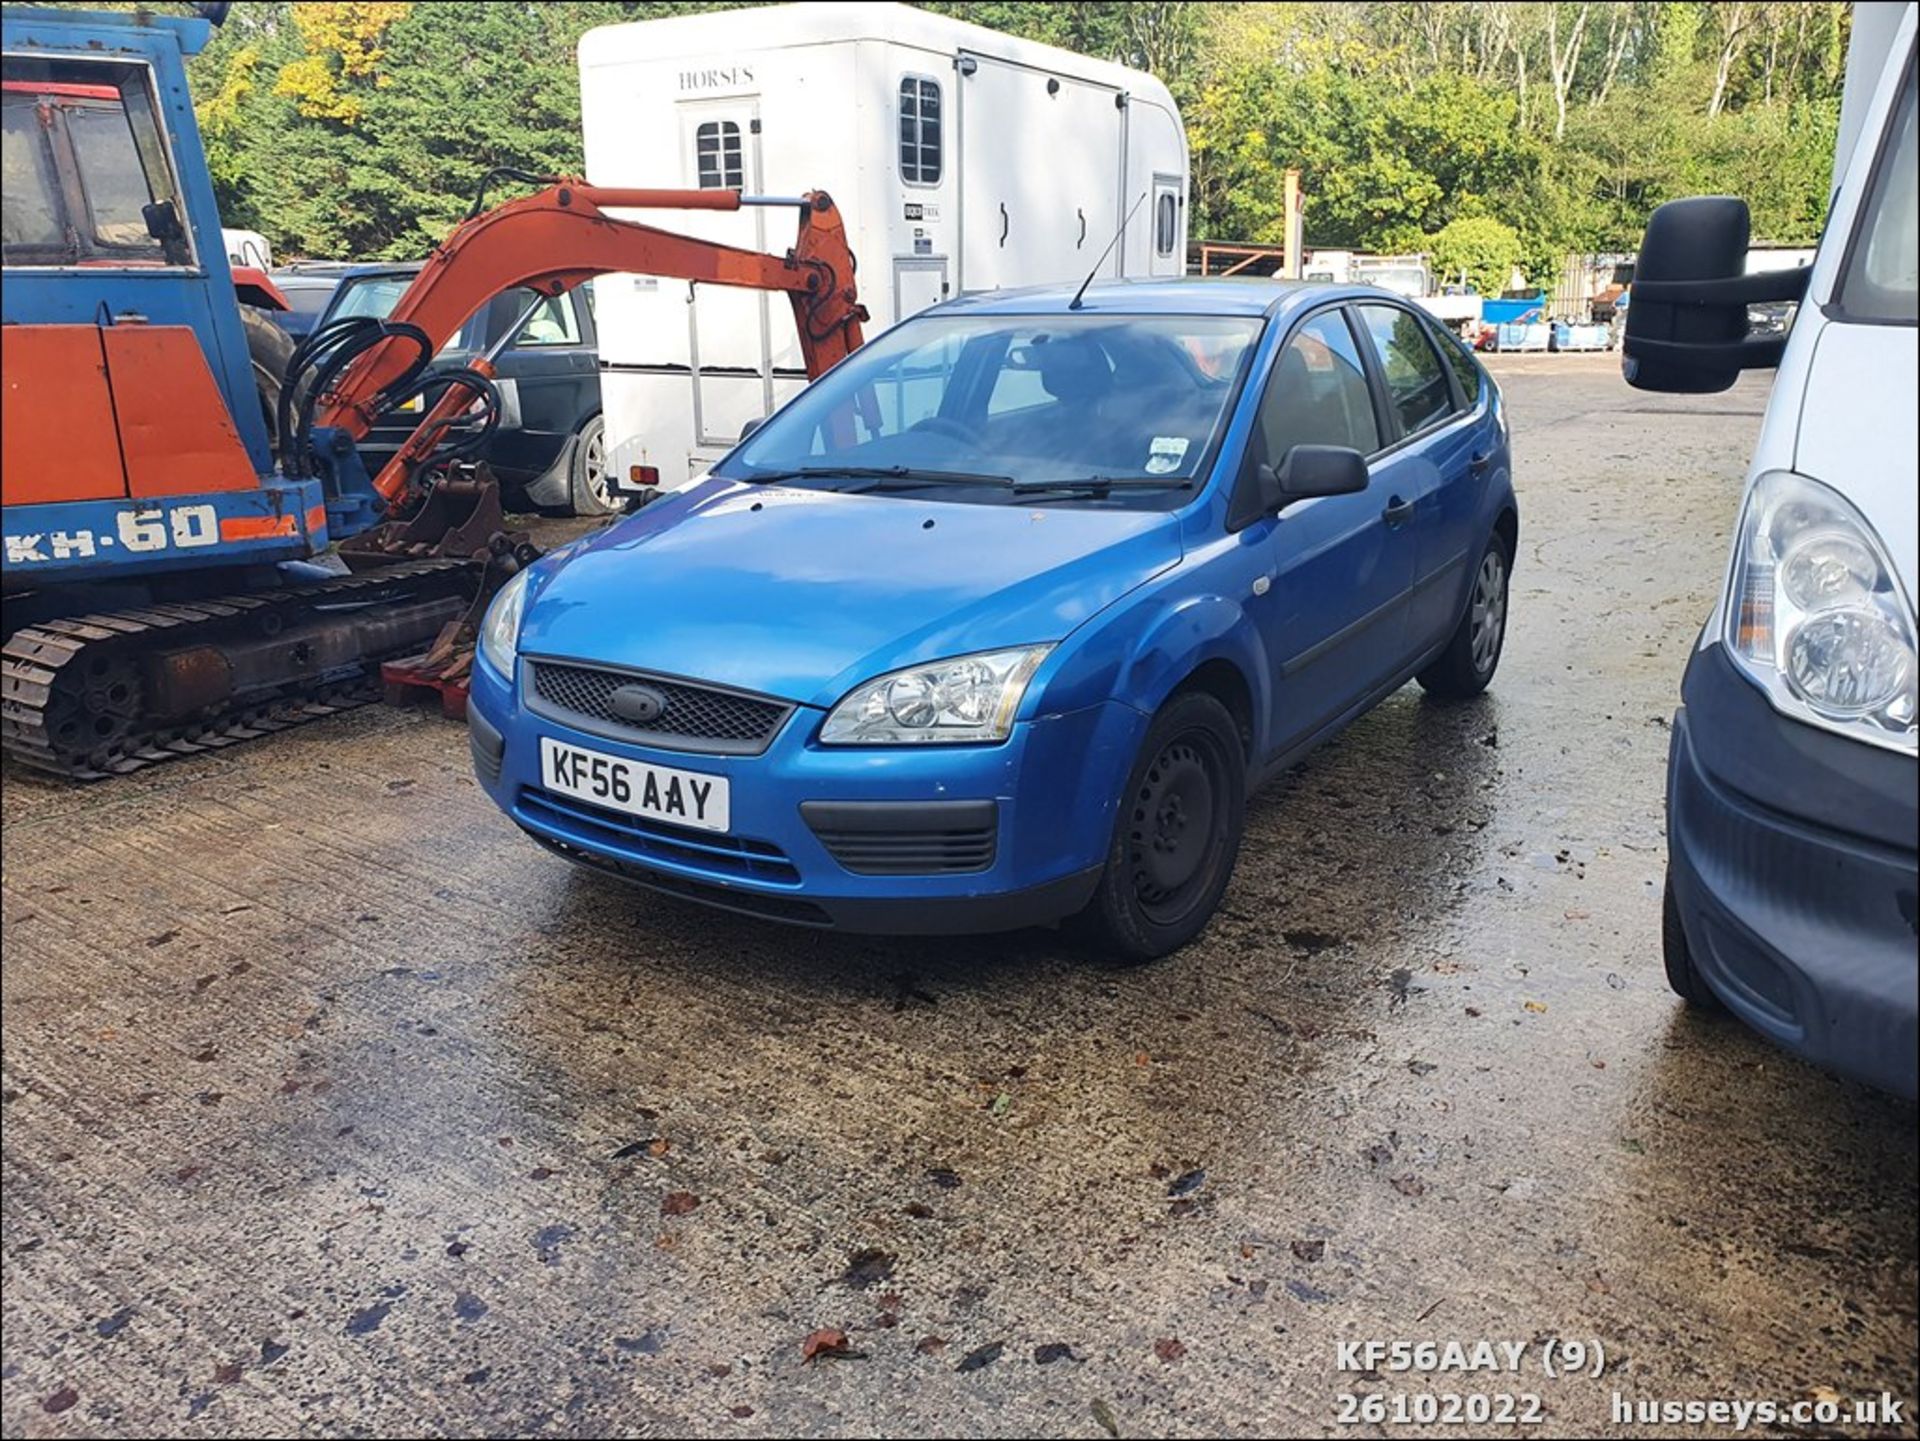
[1723,470,1916,753]
[820,646,1053,745]
[478,566,532,678]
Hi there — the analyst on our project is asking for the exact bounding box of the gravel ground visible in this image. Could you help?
[3,353,1914,1439]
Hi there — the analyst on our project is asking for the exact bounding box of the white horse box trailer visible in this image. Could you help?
[578,1,1190,494]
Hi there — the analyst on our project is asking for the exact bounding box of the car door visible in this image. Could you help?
[1352,302,1483,655]
[1237,306,1419,755]
[487,288,596,485]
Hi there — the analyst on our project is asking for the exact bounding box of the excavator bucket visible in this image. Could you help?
[336,469,525,571]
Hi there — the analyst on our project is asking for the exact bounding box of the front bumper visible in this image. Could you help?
[1666,643,1918,1099]
[468,656,1141,934]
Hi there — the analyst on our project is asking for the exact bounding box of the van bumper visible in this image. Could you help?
[1665,643,1918,1099]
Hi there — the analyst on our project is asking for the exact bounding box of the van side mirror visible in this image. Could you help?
[1622,196,1810,393]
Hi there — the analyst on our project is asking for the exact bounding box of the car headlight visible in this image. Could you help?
[478,566,532,678]
[820,646,1053,745]
[1723,470,1916,753]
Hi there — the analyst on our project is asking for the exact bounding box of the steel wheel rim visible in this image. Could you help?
[1470,550,1506,673]
[1128,730,1229,926]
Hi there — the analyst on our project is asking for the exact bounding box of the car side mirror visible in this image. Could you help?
[1622,196,1810,393]
[738,416,765,442]
[1276,444,1369,503]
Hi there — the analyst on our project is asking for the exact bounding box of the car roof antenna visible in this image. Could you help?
[1068,192,1148,311]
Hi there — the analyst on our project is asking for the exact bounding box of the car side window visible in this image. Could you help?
[1356,303,1455,437]
[1425,316,1483,406]
[511,290,582,347]
[1255,309,1381,466]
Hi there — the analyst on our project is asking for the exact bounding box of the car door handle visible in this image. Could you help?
[1382,496,1417,525]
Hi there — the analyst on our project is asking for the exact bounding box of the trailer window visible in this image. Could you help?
[1155,193,1177,256]
[694,120,744,191]
[899,76,942,185]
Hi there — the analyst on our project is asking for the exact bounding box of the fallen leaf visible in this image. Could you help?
[1033,1342,1077,1364]
[989,1091,1012,1117]
[730,1405,753,1418]
[801,1327,861,1363]
[1290,1238,1325,1263]
[213,1362,242,1384]
[648,1137,670,1157]
[1808,1385,1843,1406]
[1586,1272,1612,1295]
[42,1387,79,1415]
[956,1341,1004,1373]
[446,1240,470,1258]
[1154,1337,1187,1362]
[528,1167,556,1181]
[1091,1398,1121,1438]
[1134,1051,1151,1066]
[927,1167,962,1189]
[1523,1000,1548,1013]
[661,1191,699,1217]
[1391,1174,1427,1197]
[1167,1168,1206,1198]
[914,1335,947,1355]
[903,1202,935,1219]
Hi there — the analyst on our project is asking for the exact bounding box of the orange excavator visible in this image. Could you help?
[2,169,865,775]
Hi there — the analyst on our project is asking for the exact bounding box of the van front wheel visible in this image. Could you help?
[1069,691,1245,965]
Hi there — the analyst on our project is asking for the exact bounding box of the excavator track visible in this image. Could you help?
[2,559,477,781]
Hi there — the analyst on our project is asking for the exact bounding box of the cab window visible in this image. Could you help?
[0,56,190,267]
[1840,61,1917,323]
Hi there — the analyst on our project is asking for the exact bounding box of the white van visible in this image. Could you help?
[1626,2,1917,1096]
[577,1,1189,495]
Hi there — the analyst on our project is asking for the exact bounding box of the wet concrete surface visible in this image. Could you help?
[3,353,1914,1438]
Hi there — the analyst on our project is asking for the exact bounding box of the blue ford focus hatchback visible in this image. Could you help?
[468,280,1516,960]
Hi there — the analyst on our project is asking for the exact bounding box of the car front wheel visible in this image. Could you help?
[1069,691,1246,964]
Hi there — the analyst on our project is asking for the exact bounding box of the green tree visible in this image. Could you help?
[1431,215,1526,294]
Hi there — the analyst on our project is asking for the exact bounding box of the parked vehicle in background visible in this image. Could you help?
[266,260,355,343]
[466,278,1516,959]
[221,226,271,270]
[309,266,612,515]
[577,0,1189,497]
[1627,0,1916,1098]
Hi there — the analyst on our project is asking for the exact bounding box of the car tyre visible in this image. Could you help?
[1069,691,1246,965]
[241,304,295,459]
[1661,871,1725,1011]
[567,414,618,516]
[1418,531,1511,700]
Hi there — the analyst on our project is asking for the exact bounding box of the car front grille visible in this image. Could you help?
[802,800,999,876]
[526,659,792,755]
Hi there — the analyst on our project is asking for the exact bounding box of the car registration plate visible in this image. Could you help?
[539,737,729,833]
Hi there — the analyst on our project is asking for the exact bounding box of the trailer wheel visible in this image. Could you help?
[241,305,295,460]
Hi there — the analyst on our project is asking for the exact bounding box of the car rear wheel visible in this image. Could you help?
[1661,871,1725,1011]
[1418,532,1511,700]
[567,414,617,516]
[1069,691,1245,965]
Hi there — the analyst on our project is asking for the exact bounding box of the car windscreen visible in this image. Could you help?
[718,312,1264,505]
[1839,60,1917,323]
[328,274,415,324]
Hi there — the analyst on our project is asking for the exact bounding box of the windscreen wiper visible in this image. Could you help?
[744,465,1017,489]
[1010,475,1196,499]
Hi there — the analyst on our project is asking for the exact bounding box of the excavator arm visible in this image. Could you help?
[308,183,866,508]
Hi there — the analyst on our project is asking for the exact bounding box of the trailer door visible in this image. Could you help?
[958,55,1121,292]
[676,96,774,447]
